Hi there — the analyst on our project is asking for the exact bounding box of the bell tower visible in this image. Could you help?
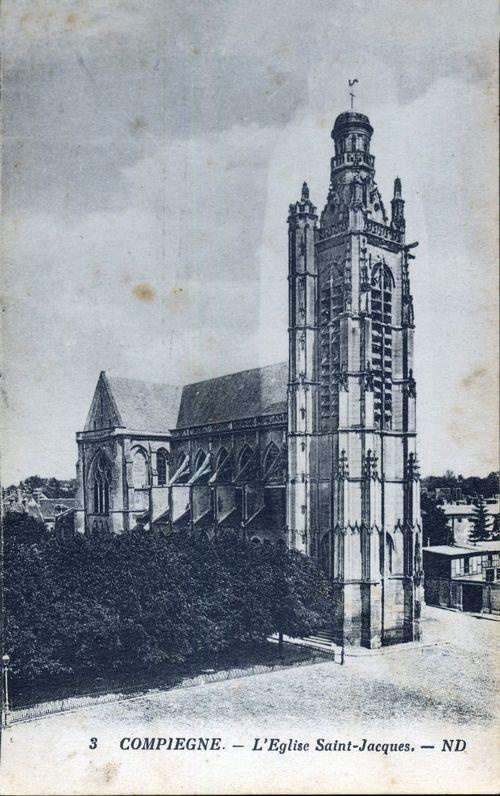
[287,109,423,648]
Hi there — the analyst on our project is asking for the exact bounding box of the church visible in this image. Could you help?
[75,108,423,648]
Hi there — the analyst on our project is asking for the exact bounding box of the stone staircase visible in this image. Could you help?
[302,627,337,648]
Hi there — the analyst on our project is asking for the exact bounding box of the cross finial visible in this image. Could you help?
[348,78,358,110]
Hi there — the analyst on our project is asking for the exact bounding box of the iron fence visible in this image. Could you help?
[6,642,339,727]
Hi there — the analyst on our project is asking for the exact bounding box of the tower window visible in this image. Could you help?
[320,273,342,429]
[371,265,393,429]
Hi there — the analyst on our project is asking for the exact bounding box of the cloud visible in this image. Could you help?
[253,74,498,475]
[1,122,281,480]
[1,0,498,481]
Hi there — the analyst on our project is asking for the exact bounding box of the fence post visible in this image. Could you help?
[2,655,11,728]
[340,645,345,666]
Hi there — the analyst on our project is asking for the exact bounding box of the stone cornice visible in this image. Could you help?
[172,412,287,439]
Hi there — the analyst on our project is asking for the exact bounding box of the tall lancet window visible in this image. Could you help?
[319,277,332,421]
[157,449,168,486]
[93,453,111,515]
[371,263,393,429]
[132,449,149,488]
[320,265,343,430]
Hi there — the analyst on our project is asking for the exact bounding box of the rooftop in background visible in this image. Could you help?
[424,540,500,556]
[37,498,76,519]
[442,500,499,515]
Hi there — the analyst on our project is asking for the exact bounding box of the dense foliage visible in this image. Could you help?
[4,475,77,497]
[422,471,499,500]
[421,494,454,546]
[469,496,493,543]
[3,513,331,689]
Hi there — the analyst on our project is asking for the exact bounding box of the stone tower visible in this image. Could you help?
[287,110,423,648]
[287,181,319,555]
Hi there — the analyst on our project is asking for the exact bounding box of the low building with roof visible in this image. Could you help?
[423,540,500,615]
[440,499,499,546]
[26,497,76,531]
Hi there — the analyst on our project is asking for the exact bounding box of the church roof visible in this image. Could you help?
[87,362,288,435]
[176,362,288,428]
[105,376,183,432]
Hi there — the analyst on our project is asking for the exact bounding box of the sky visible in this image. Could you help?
[1,0,498,483]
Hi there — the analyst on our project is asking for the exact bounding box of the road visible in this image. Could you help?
[1,606,498,794]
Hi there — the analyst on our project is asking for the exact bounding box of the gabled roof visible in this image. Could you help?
[39,498,75,520]
[83,362,288,435]
[176,362,288,428]
[84,373,183,433]
[106,375,183,432]
[25,498,75,522]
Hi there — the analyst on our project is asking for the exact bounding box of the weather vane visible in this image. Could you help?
[348,78,359,109]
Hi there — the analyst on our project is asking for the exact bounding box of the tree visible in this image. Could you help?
[260,542,332,655]
[421,471,499,501]
[3,516,334,701]
[484,472,500,499]
[421,494,453,546]
[21,475,46,492]
[469,496,492,544]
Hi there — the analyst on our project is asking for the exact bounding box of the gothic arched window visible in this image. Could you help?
[217,447,228,468]
[238,445,253,471]
[93,453,111,515]
[173,451,190,483]
[177,451,186,470]
[263,442,282,481]
[263,442,279,475]
[194,449,206,473]
[215,447,232,481]
[371,263,394,429]
[157,449,168,486]
[132,448,149,489]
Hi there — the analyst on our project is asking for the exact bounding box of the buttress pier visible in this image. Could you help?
[287,110,424,648]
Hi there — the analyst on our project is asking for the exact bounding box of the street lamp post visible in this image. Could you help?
[2,654,11,728]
